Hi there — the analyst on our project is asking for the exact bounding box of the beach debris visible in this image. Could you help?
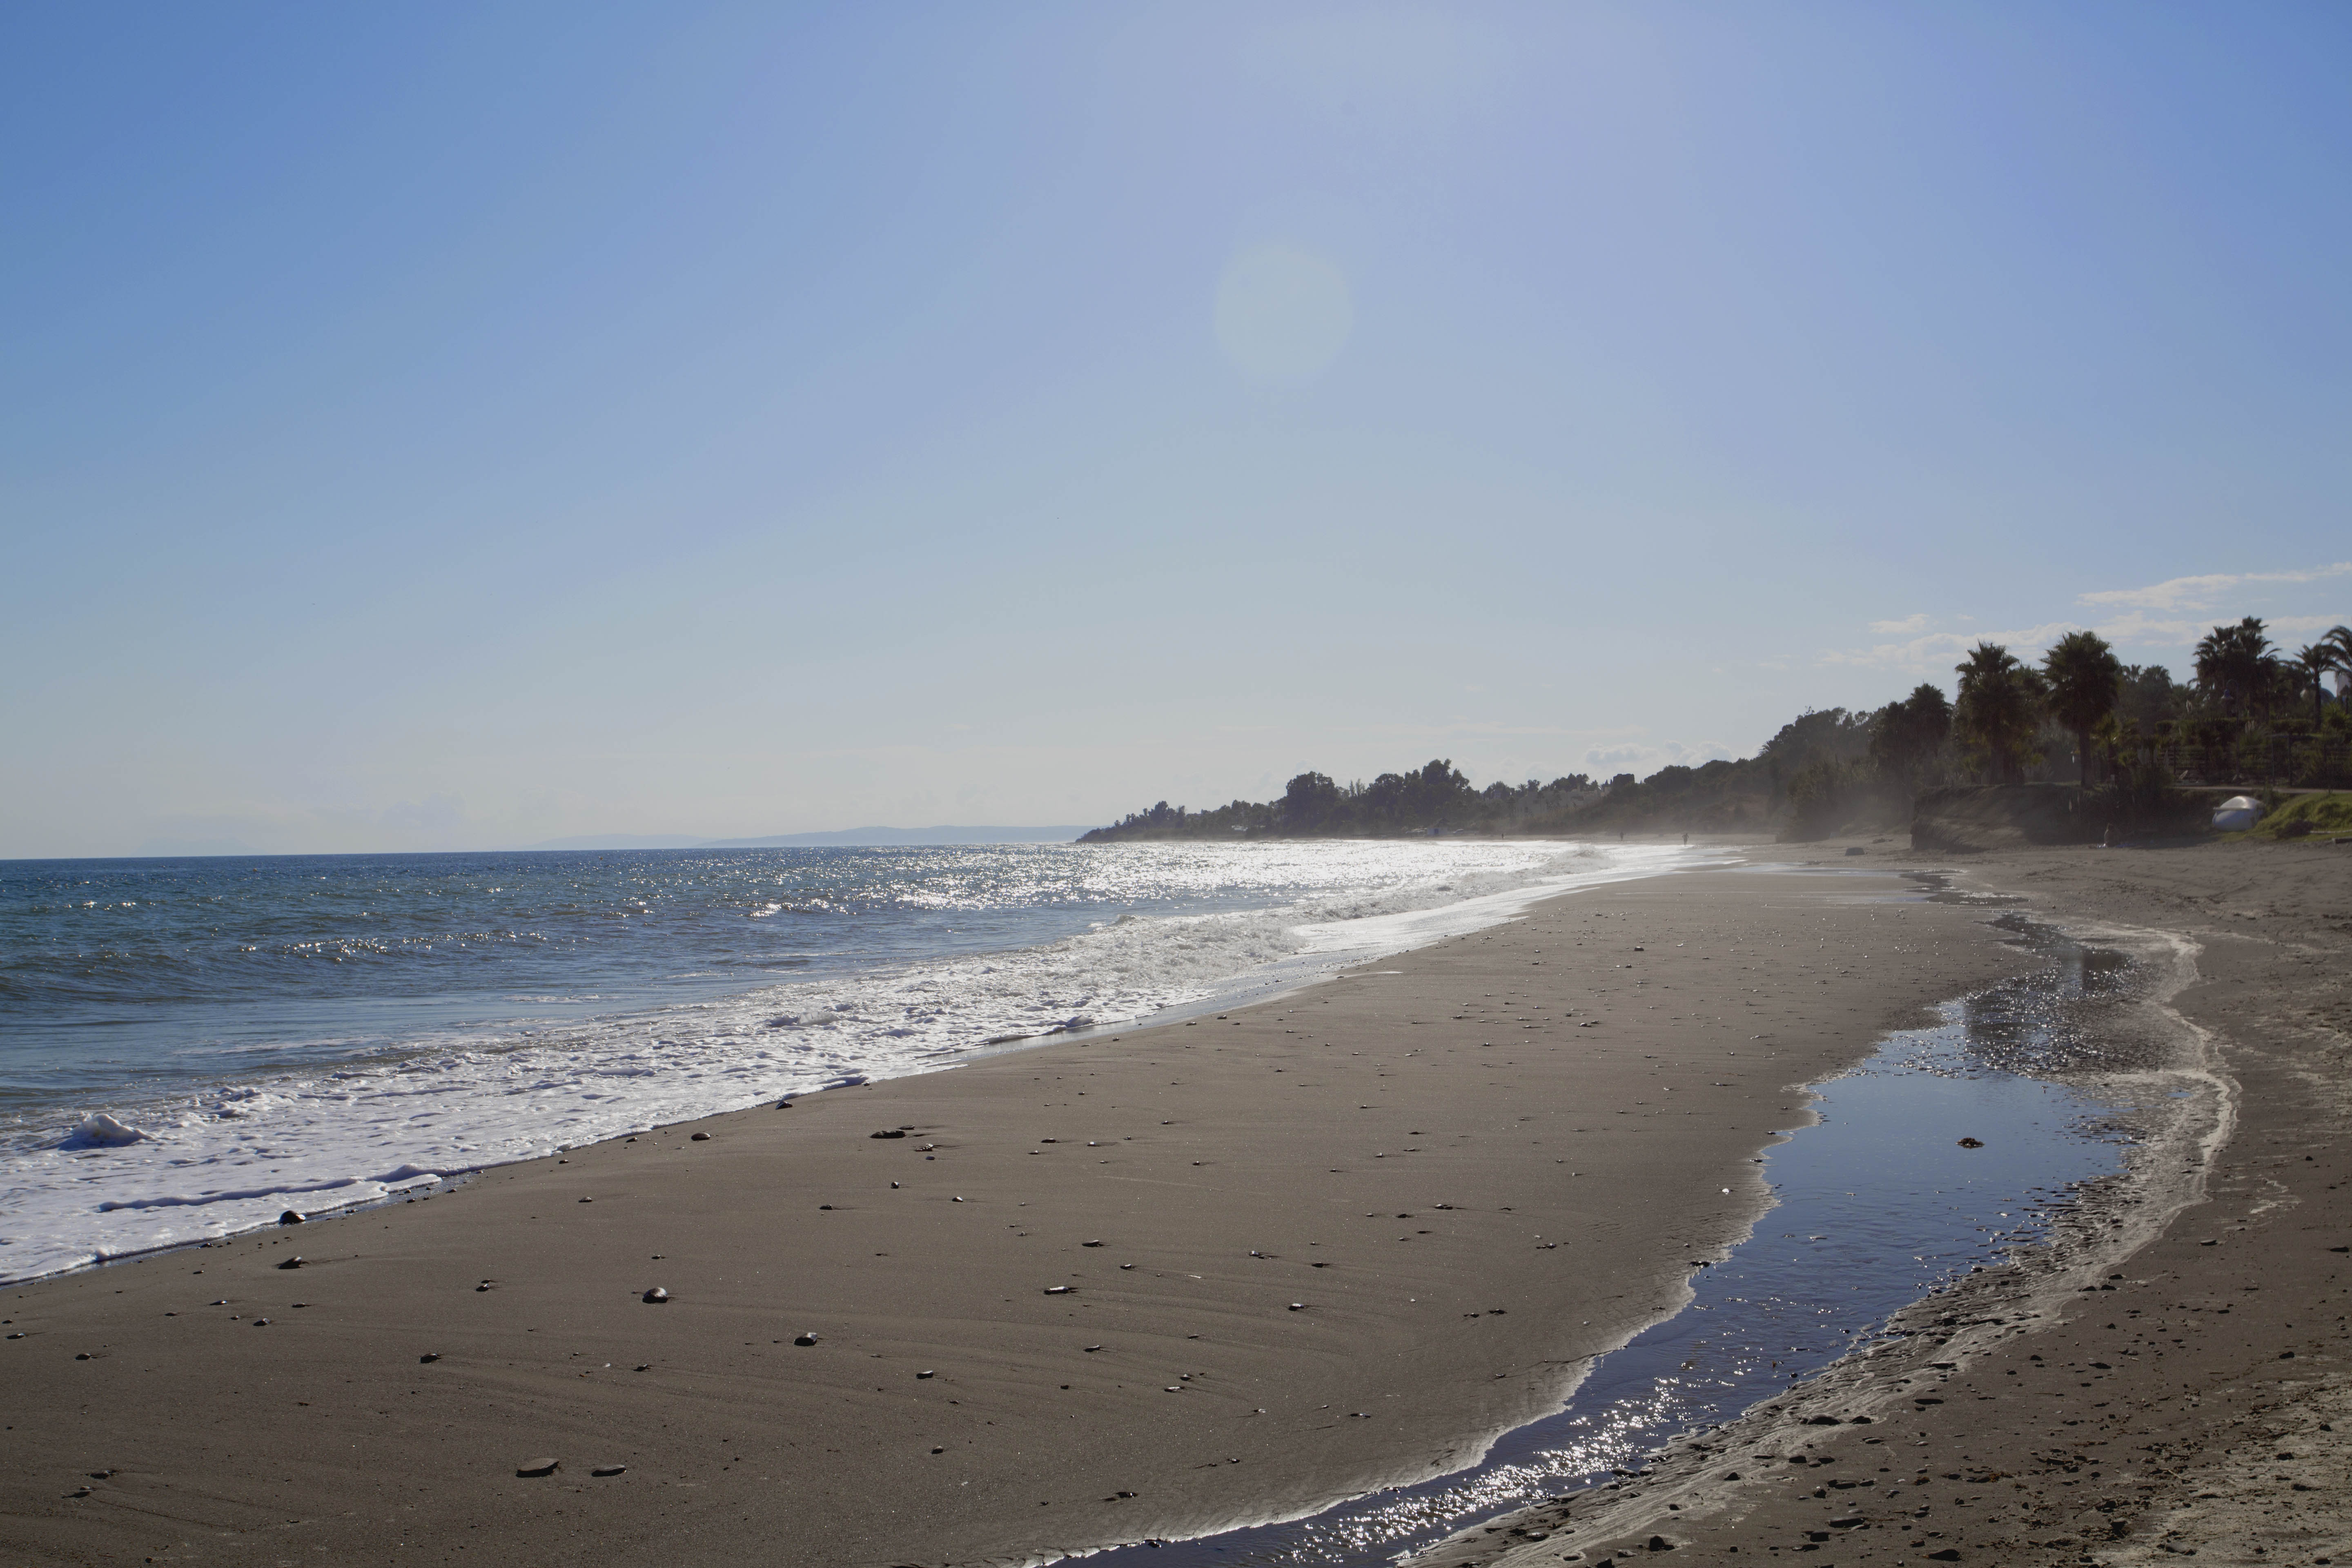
[75,1352,91,1360]
[419,1352,441,1363]
[477,1281,494,1291]
[1045,1285,1075,1296]
[691,1131,711,1141]
[634,1363,650,1371]
[794,1332,820,1345]
[1083,1239,1104,1247]
[641,1287,669,1304]
[579,1197,593,1203]
[515,1458,560,1478]
[1956,1137,1984,1149]
[952,1195,964,1202]
[931,1446,945,1454]
[916,1369,934,1379]
[1083,1344,1102,1352]
[1120,1263,1135,1270]
[1287,1302,1306,1311]
[819,1204,834,1210]
[590,1465,627,1477]
[276,1256,303,1270]
[253,1318,272,1326]
[278,1210,305,1225]
[870,1129,907,1139]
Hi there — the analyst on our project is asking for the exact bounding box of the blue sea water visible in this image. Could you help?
[0,838,1693,1283]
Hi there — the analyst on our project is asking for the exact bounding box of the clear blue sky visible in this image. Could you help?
[5,2,2348,856]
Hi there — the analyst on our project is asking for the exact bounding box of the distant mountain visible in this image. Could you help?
[699,825,1090,847]
[523,826,1090,852]
[524,833,710,851]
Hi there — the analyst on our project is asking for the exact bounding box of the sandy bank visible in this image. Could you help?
[1427,837,2352,1568]
[0,861,2031,1568]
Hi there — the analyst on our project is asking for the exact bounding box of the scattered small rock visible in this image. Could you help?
[1045,1286,1074,1296]
[66,1485,91,1498]
[794,1332,820,1346]
[642,1288,669,1304]
[1956,1137,1984,1149]
[1083,1239,1104,1247]
[916,1369,934,1379]
[590,1465,627,1477]
[276,1256,303,1270]
[1287,1303,1306,1312]
[515,1458,560,1478]
[931,1446,945,1454]
[419,1352,441,1363]
[871,1129,907,1139]
[691,1132,710,1141]
[278,1210,305,1225]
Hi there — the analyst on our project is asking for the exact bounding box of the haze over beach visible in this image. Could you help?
[5,7,2352,1568]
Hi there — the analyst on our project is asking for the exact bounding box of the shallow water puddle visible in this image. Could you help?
[1081,917,2131,1566]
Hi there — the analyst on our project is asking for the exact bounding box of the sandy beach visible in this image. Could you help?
[3,844,2343,1568]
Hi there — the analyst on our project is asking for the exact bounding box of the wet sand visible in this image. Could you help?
[1428,837,2352,1568]
[0,861,2033,1568]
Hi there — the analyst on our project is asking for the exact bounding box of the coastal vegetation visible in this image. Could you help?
[1080,619,2352,843]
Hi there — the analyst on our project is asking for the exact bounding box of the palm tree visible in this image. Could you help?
[2042,630,2123,785]
[1954,641,2045,785]
[2193,617,2278,717]
[2326,625,2352,699]
[2294,644,2335,727]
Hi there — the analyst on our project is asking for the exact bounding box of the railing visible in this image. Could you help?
[2153,739,2352,789]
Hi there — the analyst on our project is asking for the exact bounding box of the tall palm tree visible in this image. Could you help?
[2326,625,2352,700]
[2193,617,2277,717]
[2042,631,2123,785]
[1954,641,2045,785]
[2294,644,2335,727]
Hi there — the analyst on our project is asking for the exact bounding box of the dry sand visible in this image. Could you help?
[6,843,2340,1568]
[1425,837,2352,1568]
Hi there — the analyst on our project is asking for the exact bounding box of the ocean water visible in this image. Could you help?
[0,838,1696,1283]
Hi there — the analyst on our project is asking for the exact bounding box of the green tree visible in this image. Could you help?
[1953,641,2045,785]
[1868,684,1952,792]
[2041,630,2124,785]
[2193,617,2279,717]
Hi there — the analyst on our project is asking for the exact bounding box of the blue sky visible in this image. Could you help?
[5,2,2349,856]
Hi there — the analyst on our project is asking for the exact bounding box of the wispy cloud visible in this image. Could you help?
[1820,621,2080,671]
[1867,613,1929,634]
[2079,562,2352,612]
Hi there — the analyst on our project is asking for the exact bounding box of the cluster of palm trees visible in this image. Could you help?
[2195,617,2352,728]
[1949,619,2352,788]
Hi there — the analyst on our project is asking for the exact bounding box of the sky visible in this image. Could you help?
[5,2,2350,857]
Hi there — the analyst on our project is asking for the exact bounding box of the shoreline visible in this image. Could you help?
[1,838,1707,1289]
[0,854,2040,1567]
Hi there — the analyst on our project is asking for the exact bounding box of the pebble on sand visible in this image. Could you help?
[1045,1285,1075,1295]
[515,1458,560,1478]
[871,1129,908,1139]
[276,1256,304,1270]
[691,1131,711,1140]
[419,1352,441,1363]
[278,1210,305,1225]
[795,1332,821,1345]
[642,1287,669,1303]
[590,1465,627,1477]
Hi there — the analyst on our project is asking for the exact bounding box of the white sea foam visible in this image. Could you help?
[0,839,1706,1282]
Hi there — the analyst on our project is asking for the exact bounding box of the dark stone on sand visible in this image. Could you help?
[916,1369,934,1378]
[1045,1285,1074,1295]
[74,1352,90,1360]
[67,1486,91,1498]
[579,1197,592,1203]
[476,1282,493,1291]
[87,1470,112,1479]
[1831,1516,1864,1528]
[2281,1350,2297,1359]
[1288,1302,1306,1311]
[276,1256,303,1269]
[691,1131,710,1141]
[1083,1239,1104,1247]
[1083,1344,1102,1352]
[642,1287,669,1303]
[819,1204,834,1209]
[871,1129,907,1139]
[419,1352,441,1363]
[1724,1470,1741,1480]
[278,1210,305,1225]
[1807,1415,1842,1425]
[590,1465,627,1477]
[931,1446,945,1454]
[253,1318,271,1326]
[794,1333,820,1345]
[1647,1536,1674,1551]
[516,1458,560,1477]
[777,1101,793,1109]
[1926,1551,1961,1562]
[1957,1137,1984,1149]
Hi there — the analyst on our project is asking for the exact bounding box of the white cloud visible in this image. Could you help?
[1582,737,1734,775]
[1820,621,2079,671]
[1867,613,1929,634]
[2079,562,2352,612]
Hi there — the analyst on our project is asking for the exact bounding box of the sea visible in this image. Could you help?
[0,837,1697,1285]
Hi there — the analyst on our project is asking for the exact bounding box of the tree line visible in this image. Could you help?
[1077,618,2352,843]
